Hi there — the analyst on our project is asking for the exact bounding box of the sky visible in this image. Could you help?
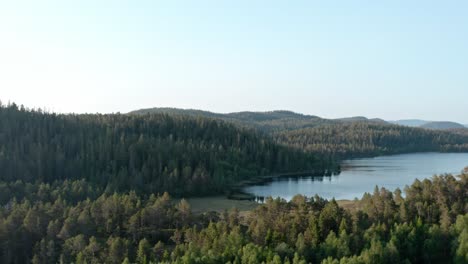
[1,1,467,123]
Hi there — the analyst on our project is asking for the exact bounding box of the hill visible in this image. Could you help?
[336,116,388,124]
[129,107,223,119]
[391,119,467,130]
[131,107,468,158]
[130,108,314,121]
[130,108,382,132]
[131,108,336,132]
[390,119,429,127]
[274,122,468,158]
[421,121,466,130]
[0,103,334,196]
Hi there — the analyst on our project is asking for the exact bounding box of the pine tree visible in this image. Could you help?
[136,238,150,264]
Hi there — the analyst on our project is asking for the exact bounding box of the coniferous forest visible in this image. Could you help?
[274,122,468,158]
[1,102,468,263]
[1,172,467,263]
[0,103,332,196]
[132,108,468,158]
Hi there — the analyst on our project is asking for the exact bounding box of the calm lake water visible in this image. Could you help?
[243,152,468,201]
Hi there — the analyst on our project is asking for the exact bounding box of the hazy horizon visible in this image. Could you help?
[1,1,468,123]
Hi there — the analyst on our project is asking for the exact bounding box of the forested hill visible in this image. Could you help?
[391,119,467,130]
[420,121,466,130]
[131,107,468,158]
[275,122,468,158]
[0,103,333,196]
[130,108,338,132]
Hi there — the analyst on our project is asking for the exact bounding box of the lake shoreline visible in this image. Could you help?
[227,169,340,200]
[239,152,468,201]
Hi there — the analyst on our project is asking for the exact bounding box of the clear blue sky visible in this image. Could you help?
[1,1,467,123]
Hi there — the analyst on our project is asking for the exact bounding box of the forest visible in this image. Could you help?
[0,103,333,196]
[0,171,467,263]
[274,122,468,158]
[131,108,468,158]
[2,102,468,263]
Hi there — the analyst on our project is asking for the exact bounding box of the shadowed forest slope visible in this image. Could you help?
[0,103,333,196]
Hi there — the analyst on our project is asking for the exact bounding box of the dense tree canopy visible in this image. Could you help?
[0,172,467,263]
[0,103,332,196]
[131,107,468,159]
[274,122,468,158]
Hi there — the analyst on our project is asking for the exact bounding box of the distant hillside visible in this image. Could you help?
[131,107,468,158]
[390,119,429,127]
[131,108,339,132]
[275,122,468,158]
[420,121,466,130]
[129,107,224,119]
[391,119,467,130]
[130,108,314,120]
[130,108,390,132]
[336,116,387,124]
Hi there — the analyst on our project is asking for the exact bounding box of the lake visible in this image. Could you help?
[243,152,468,201]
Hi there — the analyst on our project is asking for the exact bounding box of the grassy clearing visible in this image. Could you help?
[183,196,259,213]
[337,199,361,211]
[179,196,360,214]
